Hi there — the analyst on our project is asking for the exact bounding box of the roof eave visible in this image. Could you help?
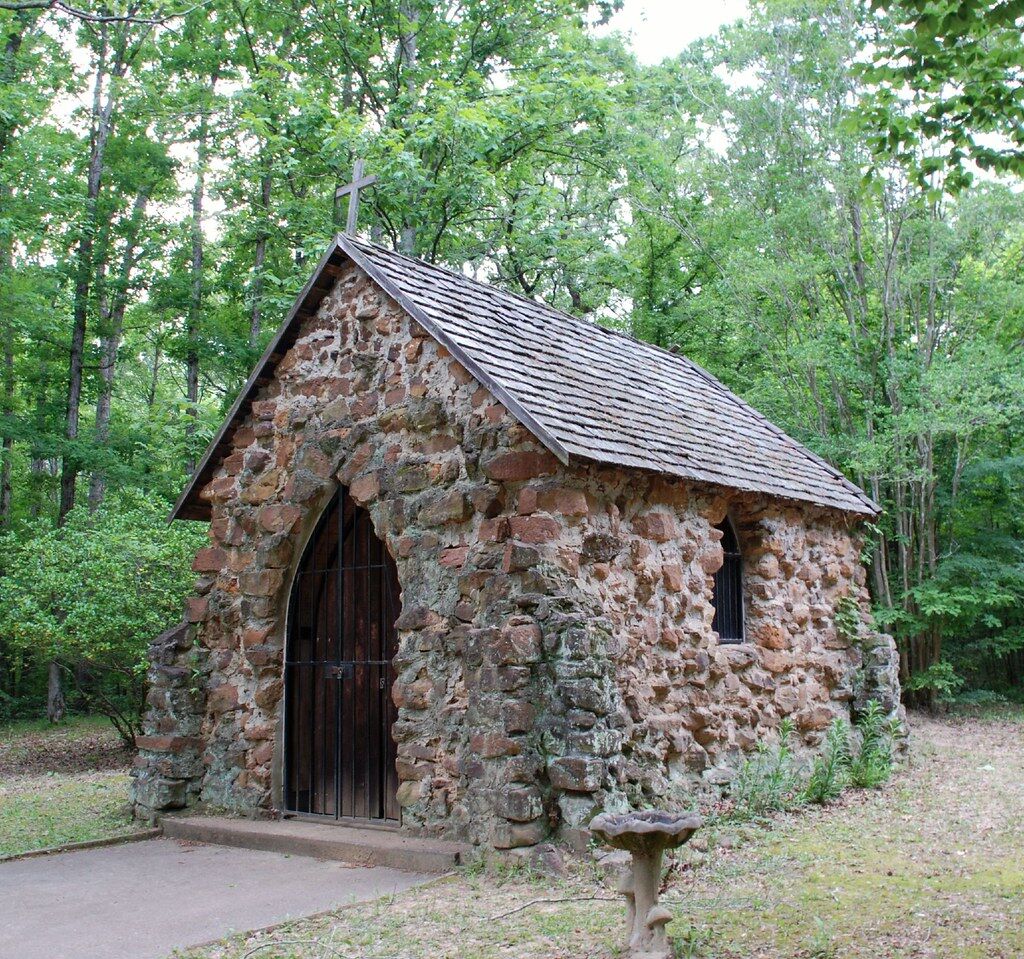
[169,238,346,522]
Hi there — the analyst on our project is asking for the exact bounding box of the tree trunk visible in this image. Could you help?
[59,24,117,525]
[398,0,418,255]
[0,187,14,528]
[248,172,271,348]
[147,338,161,409]
[47,660,66,724]
[88,190,150,509]
[185,82,214,475]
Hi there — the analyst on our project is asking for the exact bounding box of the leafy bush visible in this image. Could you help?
[905,660,965,704]
[849,701,897,788]
[726,703,899,824]
[729,718,803,819]
[803,719,851,804]
[0,492,204,744]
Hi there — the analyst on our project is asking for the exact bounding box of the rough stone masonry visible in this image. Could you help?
[133,255,903,851]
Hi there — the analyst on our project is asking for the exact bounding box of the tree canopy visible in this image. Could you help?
[1,0,1022,723]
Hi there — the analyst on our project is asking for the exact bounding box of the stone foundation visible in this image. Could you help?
[132,262,903,844]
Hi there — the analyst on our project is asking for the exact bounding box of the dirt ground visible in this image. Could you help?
[0,715,130,777]
[0,717,138,856]
[185,709,1024,959]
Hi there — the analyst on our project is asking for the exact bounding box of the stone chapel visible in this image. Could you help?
[132,234,903,851]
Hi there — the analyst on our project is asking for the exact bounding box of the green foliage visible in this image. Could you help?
[0,0,1022,714]
[730,718,803,820]
[805,917,839,959]
[729,702,899,822]
[803,719,852,805]
[905,660,965,704]
[834,596,863,644]
[0,492,203,742]
[861,0,1024,188]
[849,700,898,788]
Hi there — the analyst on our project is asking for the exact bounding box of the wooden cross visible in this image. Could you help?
[335,159,377,236]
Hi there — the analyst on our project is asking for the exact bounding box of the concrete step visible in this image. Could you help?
[159,815,470,874]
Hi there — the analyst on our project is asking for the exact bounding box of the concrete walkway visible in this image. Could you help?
[0,837,430,959]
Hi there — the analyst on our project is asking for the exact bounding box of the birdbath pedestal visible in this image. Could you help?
[590,810,703,959]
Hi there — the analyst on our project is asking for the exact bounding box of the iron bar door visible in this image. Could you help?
[284,487,400,821]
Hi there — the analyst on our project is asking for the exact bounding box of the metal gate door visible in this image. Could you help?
[284,487,400,821]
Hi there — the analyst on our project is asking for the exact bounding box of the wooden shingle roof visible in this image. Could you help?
[172,235,878,521]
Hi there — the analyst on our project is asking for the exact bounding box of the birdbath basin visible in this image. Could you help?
[590,810,703,959]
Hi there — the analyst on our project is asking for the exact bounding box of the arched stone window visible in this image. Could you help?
[712,517,744,643]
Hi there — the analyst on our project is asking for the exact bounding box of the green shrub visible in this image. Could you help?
[905,659,965,704]
[729,718,803,819]
[0,491,204,744]
[849,700,897,788]
[803,719,851,804]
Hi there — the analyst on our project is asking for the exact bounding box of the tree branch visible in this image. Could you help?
[0,0,208,25]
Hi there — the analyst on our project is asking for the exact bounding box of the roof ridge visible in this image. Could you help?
[171,235,880,520]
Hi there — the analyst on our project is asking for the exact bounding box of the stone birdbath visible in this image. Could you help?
[590,810,703,959]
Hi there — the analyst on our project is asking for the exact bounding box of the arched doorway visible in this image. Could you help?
[284,487,400,821]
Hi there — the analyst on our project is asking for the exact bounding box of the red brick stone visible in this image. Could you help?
[536,487,588,516]
[449,361,474,386]
[483,449,558,482]
[351,394,378,418]
[419,489,469,526]
[251,742,274,765]
[393,676,434,710]
[492,622,542,665]
[479,517,510,543]
[239,468,281,505]
[239,569,284,597]
[633,510,678,543]
[208,684,240,713]
[254,679,283,710]
[547,757,605,792]
[484,403,507,424]
[470,732,521,758]
[257,504,301,533]
[395,606,442,631]
[509,514,561,544]
[135,735,203,753]
[753,623,790,650]
[502,702,536,733]
[440,545,469,569]
[200,476,236,503]
[244,644,281,669]
[242,625,272,645]
[231,426,255,448]
[192,547,227,573]
[186,597,209,623]
[349,471,381,504]
[245,721,274,741]
[245,448,271,473]
[226,549,255,573]
[698,542,725,574]
[662,564,685,592]
[223,451,245,475]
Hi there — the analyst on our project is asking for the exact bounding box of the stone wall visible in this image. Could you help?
[132,261,902,846]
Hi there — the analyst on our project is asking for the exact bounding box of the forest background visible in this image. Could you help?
[0,0,1021,740]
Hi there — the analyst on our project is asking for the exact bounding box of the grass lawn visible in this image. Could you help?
[0,714,141,857]
[183,709,1024,959]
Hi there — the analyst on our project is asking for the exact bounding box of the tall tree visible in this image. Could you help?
[59,10,156,523]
